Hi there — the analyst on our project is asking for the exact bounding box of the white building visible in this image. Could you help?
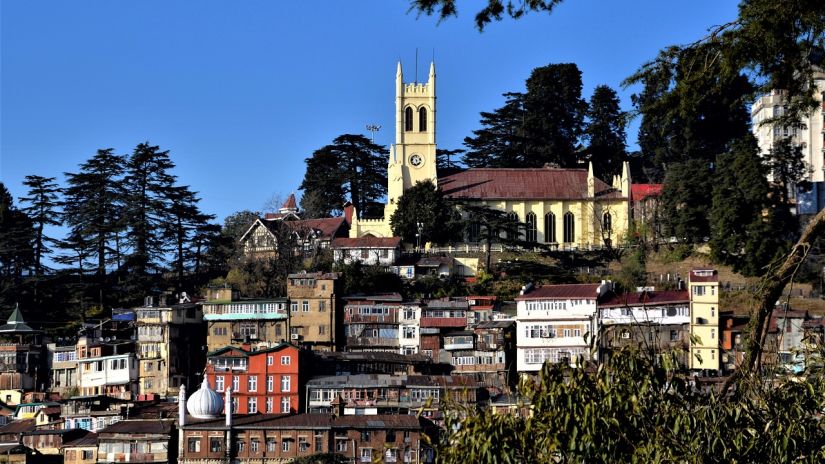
[515,282,611,373]
[751,70,825,184]
[331,237,402,266]
[398,303,421,355]
[77,341,138,399]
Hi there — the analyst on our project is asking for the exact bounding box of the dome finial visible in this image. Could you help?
[186,377,223,419]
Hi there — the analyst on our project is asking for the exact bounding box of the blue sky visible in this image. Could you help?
[1,0,740,224]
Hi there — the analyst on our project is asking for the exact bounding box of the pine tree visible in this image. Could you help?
[584,85,627,179]
[19,175,61,279]
[299,134,388,217]
[122,142,177,295]
[463,92,527,168]
[0,183,35,312]
[166,185,215,291]
[63,149,127,284]
[660,159,713,243]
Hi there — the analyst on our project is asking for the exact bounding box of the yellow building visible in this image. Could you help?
[349,62,630,249]
[286,271,341,351]
[688,269,720,371]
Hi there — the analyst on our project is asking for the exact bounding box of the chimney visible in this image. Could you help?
[343,202,354,225]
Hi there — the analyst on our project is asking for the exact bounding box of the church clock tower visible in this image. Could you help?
[386,61,438,218]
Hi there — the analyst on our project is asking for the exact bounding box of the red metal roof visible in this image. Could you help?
[331,236,402,248]
[631,184,663,201]
[438,168,623,200]
[516,283,601,300]
[689,269,719,282]
[284,217,347,240]
[599,290,689,307]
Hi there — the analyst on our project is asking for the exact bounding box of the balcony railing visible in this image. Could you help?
[346,337,399,347]
[345,314,398,324]
[419,317,466,328]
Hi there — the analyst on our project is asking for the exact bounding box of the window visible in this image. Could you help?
[281,355,291,365]
[188,438,201,452]
[267,375,274,392]
[299,437,309,453]
[403,326,416,339]
[711,350,715,360]
[248,375,257,392]
[361,448,373,462]
[670,330,678,341]
[251,439,260,453]
[267,355,273,366]
[418,107,428,132]
[282,396,291,413]
[144,379,153,390]
[237,439,245,453]
[319,301,326,312]
[267,438,277,452]
[711,329,716,340]
[711,307,715,317]
[405,107,413,131]
[145,361,153,372]
[281,375,291,392]
[232,375,240,392]
[283,439,291,452]
[216,376,224,392]
[266,397,274,413]
[387,431,396,442]
[336,440,348,452]
[210,438,222,452]
[693,286,706,296]
[291,302,298,312]
[319,325,326,335]
[315,433,324,452]
[602,212,612,233]
[525,212,537,243]
[544,213,556,243]
[361,431,371,441]
[302,301,309,312]
[563,212,575,243]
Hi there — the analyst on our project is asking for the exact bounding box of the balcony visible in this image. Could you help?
[346,314,398,324]
[346,337,399,348]
[443,341,473,351]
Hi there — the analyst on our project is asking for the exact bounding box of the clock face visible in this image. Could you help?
[409,154,423,167]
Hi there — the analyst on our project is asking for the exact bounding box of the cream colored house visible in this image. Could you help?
[688,269,720,371]
[349,61,630,249]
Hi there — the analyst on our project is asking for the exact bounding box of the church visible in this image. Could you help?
[349,62,631,250]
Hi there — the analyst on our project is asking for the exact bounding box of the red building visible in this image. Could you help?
[204,343,303,415]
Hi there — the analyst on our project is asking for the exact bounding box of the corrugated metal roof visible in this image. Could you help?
[439,168,623,200]
[332,237,402,248]
[516,283,601,300]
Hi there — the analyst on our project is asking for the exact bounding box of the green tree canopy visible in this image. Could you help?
[584,85,627,179]
[299,134,388,218]
[389,179,464,245]
[18,175,61,279]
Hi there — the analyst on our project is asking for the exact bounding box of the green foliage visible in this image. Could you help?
[389,180,464,245]
[18,175,61,279]
[616,247,647,292]
[410,0,564,31]
[462,204,525,271]
[710,136,787,276]
[584,85,627,179]
[289,453,349,464]
[436,347,825,463]
[299,134,388,218]
[660,160,713,243]
[463,63,587,169]
[335,260,403,296]
[0,183,35,313]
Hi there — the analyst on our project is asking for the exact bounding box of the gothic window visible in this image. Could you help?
[405,107,414,131]
[525,212,537,243]
[419,107,427,132]
[563,212,575,243]
[544,213,556,243]
[468,222,481,242]
[602,212,612,233]
[506,212,519,240]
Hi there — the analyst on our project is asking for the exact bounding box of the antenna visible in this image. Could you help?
[366,124,382,143]
[415,48,419,84]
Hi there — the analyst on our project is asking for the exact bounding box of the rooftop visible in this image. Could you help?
[439,167,623,201]
[516,283,601,300]
[331,236,402,249]
[599,290,689,308]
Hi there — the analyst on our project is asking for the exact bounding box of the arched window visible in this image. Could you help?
[525,212,537,243]
[602,212,612,233]
[506,211,519,240]
[544,213,556,243]
[418,107,427,132]
[563,212,575,243]
[405,107,413,132]
[468,222,481,242]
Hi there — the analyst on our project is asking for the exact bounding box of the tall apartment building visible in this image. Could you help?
[202,287,289,353]
[48,342,78,397]
[688,269,720,371]
[286,272,341,351]
[135,295,206,399]
[76,338,138,399]
[515,282,611,373]
[0,307,47,399]
[751,70,825,202]
[343,294,403,353]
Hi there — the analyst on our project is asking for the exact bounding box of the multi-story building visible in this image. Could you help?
[75,339,138,399]
[598,289,691,366]
[419,299,469,361]
[344,294,403,353]
[61,433,98,464]
[331,236,402,266]
[61,395,127,433]
[204,343,302,415]
[449,320,516,392]
[515,282,611,373]
[751,70,825,185]
[47,343,78,398]
[286,272,341,350]
[201,287,289,353]
[96,419,176,464]
[0,307,47,399]
[135,296,206,399]
[688,269,720,371]
[466,296,499,325]
[398,302,422,355]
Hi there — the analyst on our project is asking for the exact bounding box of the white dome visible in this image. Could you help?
[186,379,223,419]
